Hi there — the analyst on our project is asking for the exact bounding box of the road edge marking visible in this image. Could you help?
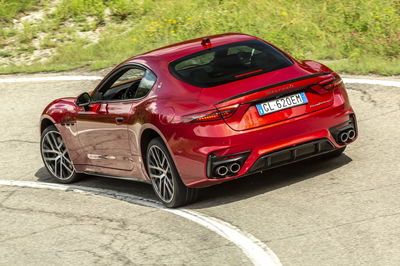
[0,75,400,87]
[0,76,103,83]
[0,179,282,266]
[342,78,400,87]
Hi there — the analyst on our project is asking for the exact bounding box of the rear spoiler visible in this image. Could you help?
[214,72,332,106]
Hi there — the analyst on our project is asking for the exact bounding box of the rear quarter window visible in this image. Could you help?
[170,40,293,88]
[135,70,157,98]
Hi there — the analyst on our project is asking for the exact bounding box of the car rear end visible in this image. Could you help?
[167,36,357,187]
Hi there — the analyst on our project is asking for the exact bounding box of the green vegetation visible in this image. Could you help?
[0,0,399,75]
[0,0,40,22]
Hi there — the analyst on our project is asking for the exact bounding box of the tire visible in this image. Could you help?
[146,137,198,208]
[40,125,80,184]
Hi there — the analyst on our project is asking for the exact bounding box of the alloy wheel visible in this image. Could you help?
[147,145,174,203]
[41,130,75,180]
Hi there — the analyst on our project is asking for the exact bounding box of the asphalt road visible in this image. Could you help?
[0,72,399,265]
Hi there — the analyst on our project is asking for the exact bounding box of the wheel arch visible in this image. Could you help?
[40,116,56,133]
[140,128,162,172]
[139,126,176,176]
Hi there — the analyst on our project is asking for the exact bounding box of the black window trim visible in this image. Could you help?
[168,40,294,88]
[90,63,158,104]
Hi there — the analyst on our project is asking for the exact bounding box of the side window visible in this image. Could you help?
[95,67,155,101]
[112,68,144,87]
[135,70,157,98]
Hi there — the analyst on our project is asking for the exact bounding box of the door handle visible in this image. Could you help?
[115,117,124,124]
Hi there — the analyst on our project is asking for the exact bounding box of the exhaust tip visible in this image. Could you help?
[348,129,356,140]
[216,165,228,176]
[339,132,349,143]
[229,163,241,174]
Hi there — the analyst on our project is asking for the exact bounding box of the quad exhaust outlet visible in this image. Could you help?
[329,115,358,145]
[338,128,357,144]
[348,129,356,140]
[229,163,241,174]
[339,131,349,143]
[216,165,229,176]
[208,151,250,179]
[215,162,242,177]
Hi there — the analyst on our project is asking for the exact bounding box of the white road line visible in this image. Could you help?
[342,78,400,87]
[0,75,399,87]
[167,208,282,266]
[0,179,282,266]
[0,76,102,83]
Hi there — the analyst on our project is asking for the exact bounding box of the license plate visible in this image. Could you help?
[256,92,308,116]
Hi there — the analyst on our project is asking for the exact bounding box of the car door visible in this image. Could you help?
[76,66,146,170]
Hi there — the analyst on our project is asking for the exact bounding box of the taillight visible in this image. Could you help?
[319,74,343,91]
[185,104,239,123]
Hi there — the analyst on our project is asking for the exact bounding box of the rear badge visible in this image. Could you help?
[309,99,333,108]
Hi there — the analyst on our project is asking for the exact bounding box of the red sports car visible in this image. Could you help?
[40,33,357,207]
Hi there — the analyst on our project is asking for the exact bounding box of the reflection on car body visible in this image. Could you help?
[40,33,357,207]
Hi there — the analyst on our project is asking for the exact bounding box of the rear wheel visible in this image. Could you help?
[40,125,80,183]
[146,138,198,208]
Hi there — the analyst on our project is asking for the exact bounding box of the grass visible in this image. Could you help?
[0,0,399,75]
[322,57,400,76]
[0,0,40,22]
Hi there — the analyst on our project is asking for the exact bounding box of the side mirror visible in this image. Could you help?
[76,92,91,107]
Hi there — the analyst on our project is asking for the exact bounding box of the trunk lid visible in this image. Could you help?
[198,66,336,131]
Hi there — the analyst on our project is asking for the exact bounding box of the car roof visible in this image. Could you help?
[128,33,258,63]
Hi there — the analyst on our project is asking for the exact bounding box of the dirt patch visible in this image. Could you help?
[0,0,104,67]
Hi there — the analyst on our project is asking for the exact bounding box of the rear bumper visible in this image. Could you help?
[169,92,357,188]
[247,138,335,174]
[245,114,358,175]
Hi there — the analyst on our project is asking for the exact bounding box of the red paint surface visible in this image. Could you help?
[40,33,356,188]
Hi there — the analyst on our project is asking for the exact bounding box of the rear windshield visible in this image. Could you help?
[169,40,293,88]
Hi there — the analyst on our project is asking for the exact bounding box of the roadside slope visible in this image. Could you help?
[0,0,399,75]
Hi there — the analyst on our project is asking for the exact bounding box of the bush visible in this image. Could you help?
[108,0,144,20]
[1,0,399,75]
[54,0,106,21]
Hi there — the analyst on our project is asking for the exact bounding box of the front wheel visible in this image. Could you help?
[146,138,198,208]
[40,125,80,183]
